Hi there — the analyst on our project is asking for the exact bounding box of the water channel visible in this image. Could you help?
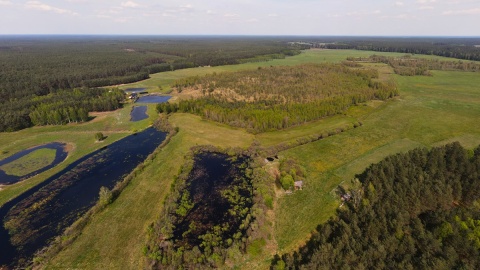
[0,142,69,185]
[0,127,166,267]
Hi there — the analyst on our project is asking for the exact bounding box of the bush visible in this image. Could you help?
[95,132,104,141]
[280,174,294,190]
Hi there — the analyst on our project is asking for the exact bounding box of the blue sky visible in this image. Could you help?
[0,0,479,35]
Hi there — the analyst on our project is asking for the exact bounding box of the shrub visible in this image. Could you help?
[95,132,104,141]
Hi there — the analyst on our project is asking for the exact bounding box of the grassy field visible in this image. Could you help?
[274,70,480,253]
[2,49,479,269]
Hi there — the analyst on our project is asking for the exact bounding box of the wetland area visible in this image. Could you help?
[0,127,166,267]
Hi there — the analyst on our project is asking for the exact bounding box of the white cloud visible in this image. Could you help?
[25,1,78,15]
[0,0,12,5]
[417,0,436,3]
[346,10,381,17]
[418,6,434,10]
[395,2,404,7]
[268,13,279,17]
[121,1,140,8]
[443,8,480,15]
[224,13,239,17]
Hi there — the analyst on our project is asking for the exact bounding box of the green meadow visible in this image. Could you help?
[1,49,479,269]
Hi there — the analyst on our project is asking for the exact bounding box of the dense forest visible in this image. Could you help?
[273,142,480,269]
[0,88,124,132]
[145,147,274,269]
[157,63,398,133]
[0,36,302,132]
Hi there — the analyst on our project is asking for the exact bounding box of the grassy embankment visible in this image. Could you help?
[7,49,478,269]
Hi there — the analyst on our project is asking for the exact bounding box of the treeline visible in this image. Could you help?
[273,142,480,269]
[311,37,480,61]
[145,147,274,268]
[0,37,301,102]
[0,36,301,132]
[348,55,480,76]
[158,64,398,133]
[0,88,124,131]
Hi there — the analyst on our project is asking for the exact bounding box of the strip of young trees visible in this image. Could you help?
[312,37,480,61]
[157,64,398,133]
[348,55,480,76]
[272,142,480,269]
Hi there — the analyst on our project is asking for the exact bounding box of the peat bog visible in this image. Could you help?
[0,142,69,185]
[0,127,166,268]
[173,152,252,248]
[148,151,254,267]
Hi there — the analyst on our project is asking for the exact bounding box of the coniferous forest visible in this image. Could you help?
[273,142,480,269]
[0,36,302,132]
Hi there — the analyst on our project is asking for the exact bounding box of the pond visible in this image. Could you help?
[0,127,166,268]
[135,95,171,104]
[130,106,148,122]
[0,142,69,185]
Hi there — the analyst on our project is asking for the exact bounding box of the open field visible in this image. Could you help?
[2,49,479,269]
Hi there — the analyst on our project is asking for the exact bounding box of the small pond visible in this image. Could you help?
[0,142,69,185]
[0,127,166,267]
[135,95,171,104]
[130,106,148,122]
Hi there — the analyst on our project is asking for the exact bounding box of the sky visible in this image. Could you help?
[0,0,479,36]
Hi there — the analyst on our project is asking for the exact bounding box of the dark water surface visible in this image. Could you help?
[135,95,171,104]
[130,106,148,122]
[0,142,68,185]
[0,128,166,267]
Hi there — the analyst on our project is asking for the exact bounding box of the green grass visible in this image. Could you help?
[4,49,478,269]
[0,148,56,177]
[274,69,480,253]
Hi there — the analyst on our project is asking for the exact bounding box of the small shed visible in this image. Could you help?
[294,181,303,190]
